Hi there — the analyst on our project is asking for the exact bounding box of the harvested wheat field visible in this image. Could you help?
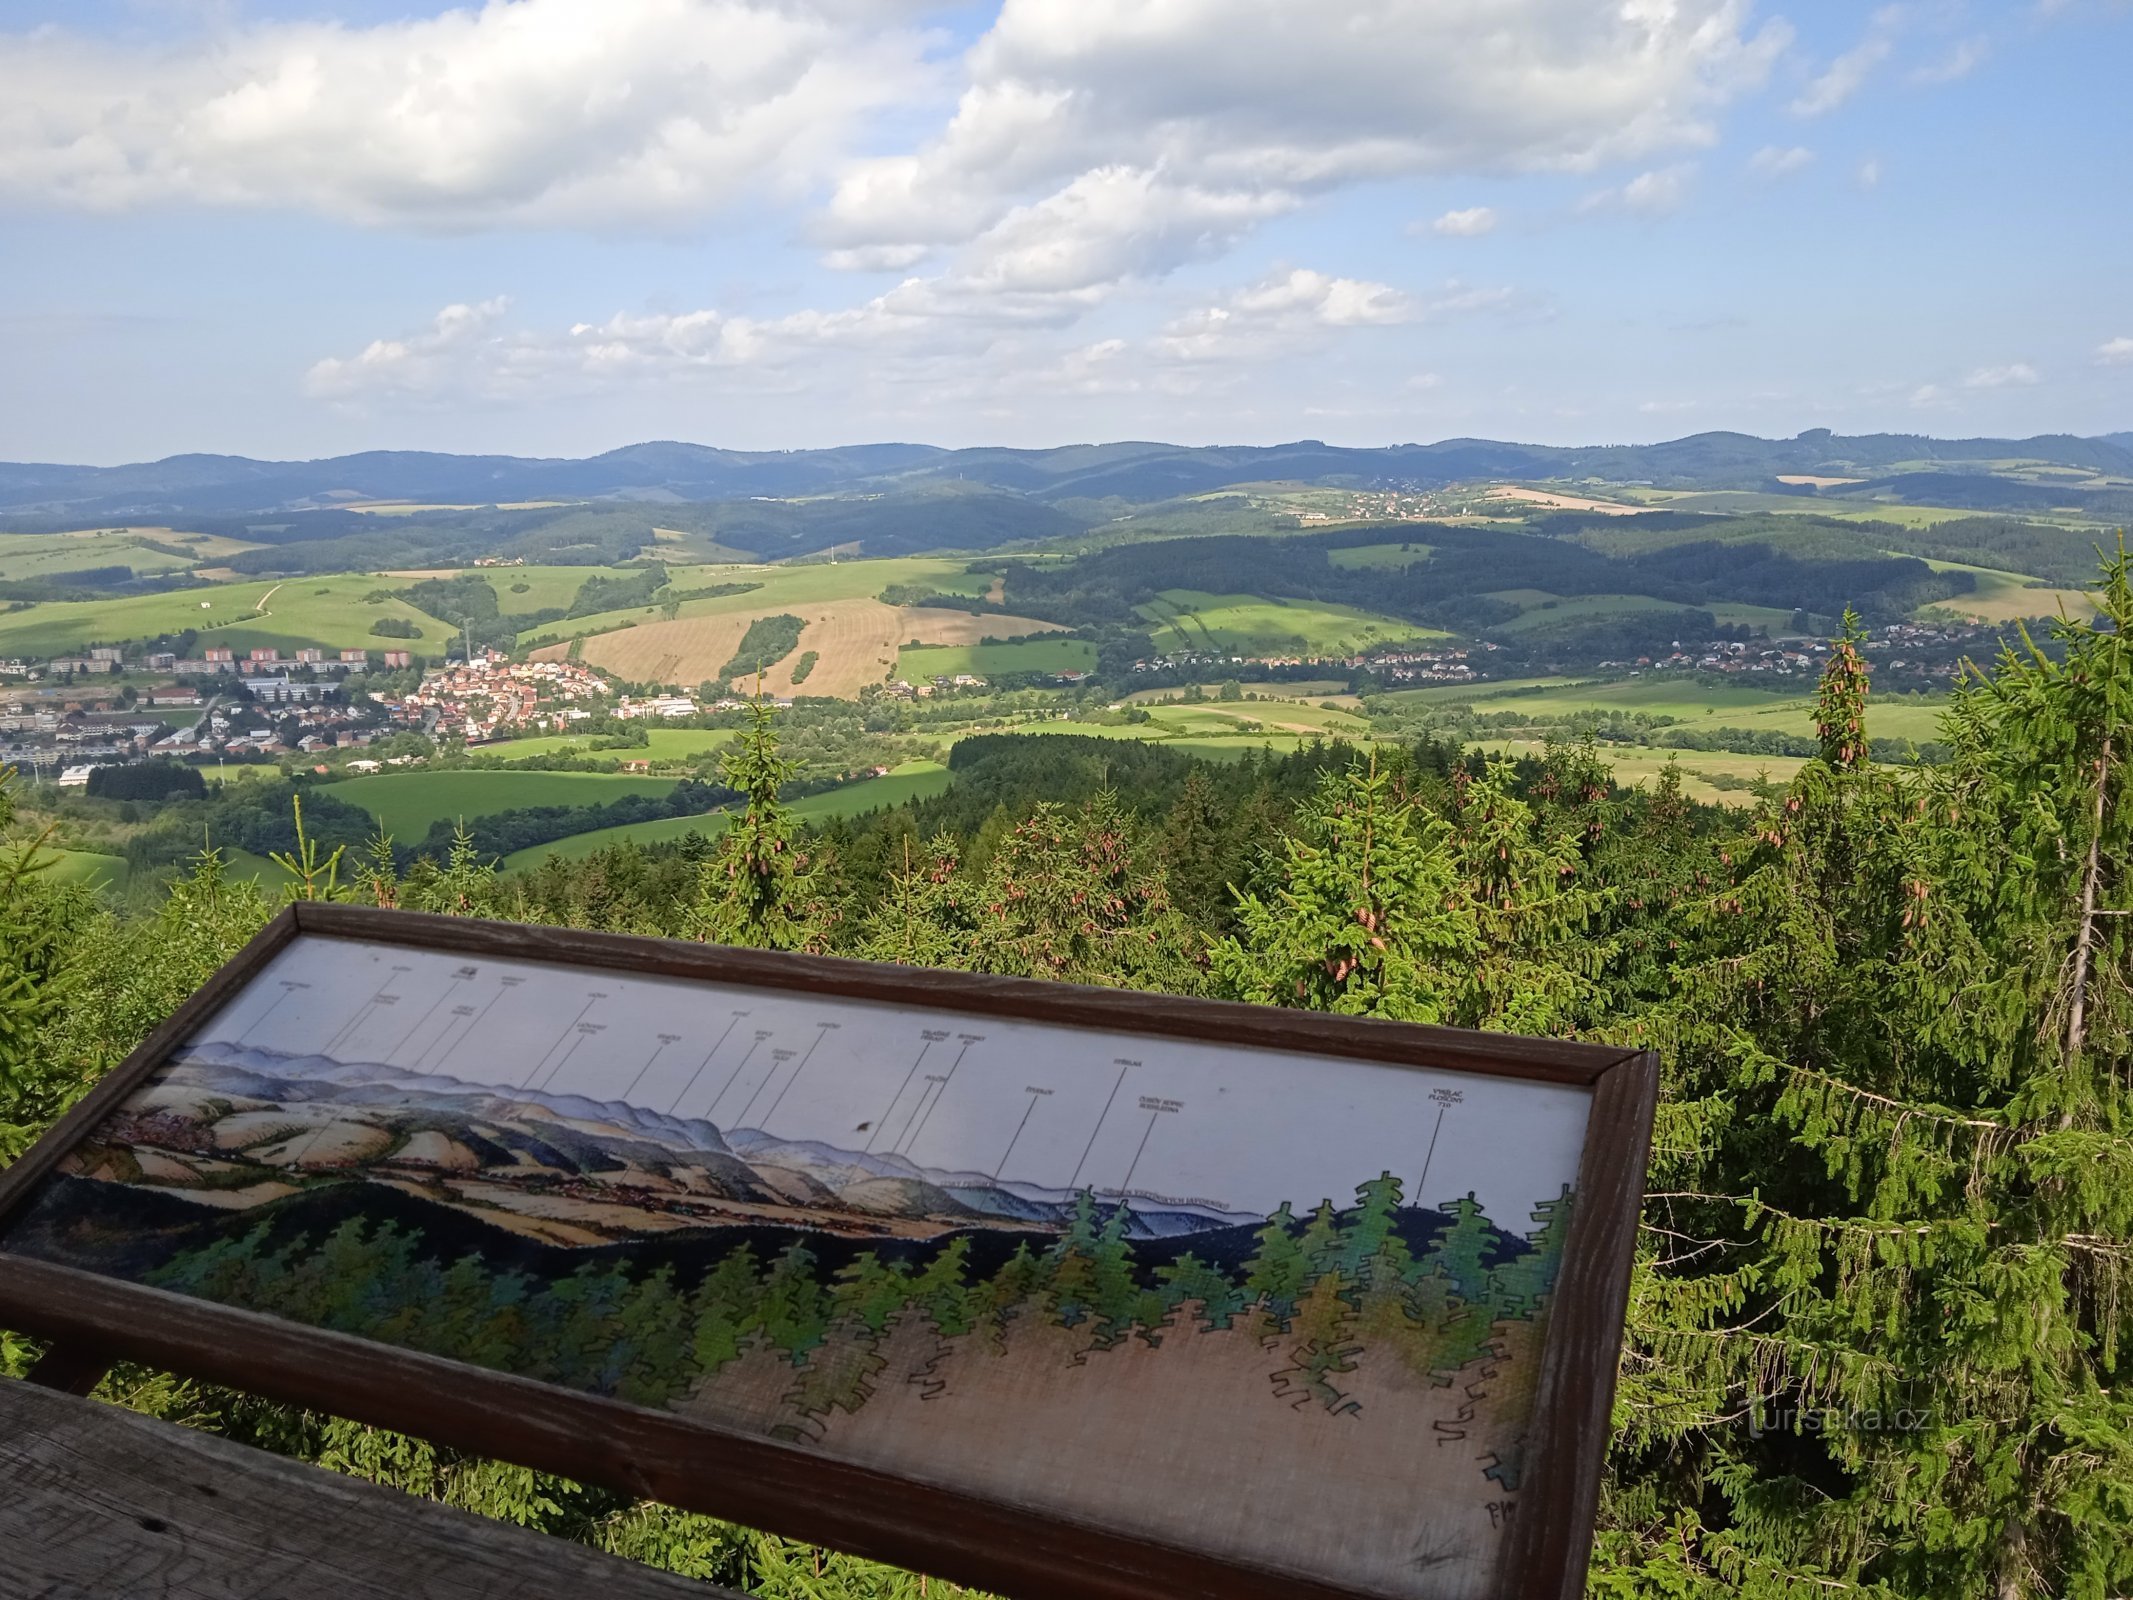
[566,612,760,686]
[551,601,1066,695]
[1483,485,1642,515]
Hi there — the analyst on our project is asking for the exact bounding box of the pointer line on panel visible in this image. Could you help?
[701,1034,769,1124]
[734,1046,795,1130]
[993,1090,1043,1181]
[619,1037,679,1105]
[423,981,512,1072]
[530,1029,596,1095]
[386,977,464,1065]
[760,1023,835,1131]
[234,985,300,1045]
[1411,1103,1452,1209]
[900,1040,976,1159]
[1116,1110,1161,1203]
[1066,1065,1131,1194]
[320,991,391,1058]
[520,996,603,1089]
[864,1039,935,1154]
[658,1013,746,1119]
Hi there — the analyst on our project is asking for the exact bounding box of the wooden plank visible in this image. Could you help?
[1499,1049,1660,1598]
[0,1377,738,1600]
[0,1259,1372,1600]
[21,1338,114,1397]
[0,907,301,1227]
[0,907,1660,1600]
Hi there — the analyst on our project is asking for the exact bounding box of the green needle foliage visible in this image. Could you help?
[8,550,2133,1596]
[684,694,830,952]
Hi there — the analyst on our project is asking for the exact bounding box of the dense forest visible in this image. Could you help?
[995,521,1975,639]
[5,556,2133,1598]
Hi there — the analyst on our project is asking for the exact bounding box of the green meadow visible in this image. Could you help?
[895,637,1097,679]
[0,573,456,656]
[328,769,680,840]
[469,728,738,765]
[500,762,953,870]
[1136,590,1443,655]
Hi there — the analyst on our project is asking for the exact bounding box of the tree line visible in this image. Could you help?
[6,552,2133,1596]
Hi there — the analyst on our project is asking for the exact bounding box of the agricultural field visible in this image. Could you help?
[500,761,953,870]
[327,769,679,840]
[895,637,1096,680]
[383,564,648,614]
[1911,559,2098,623]
[1477,740,1809,807]
[534,556,1063,695]
[1489,593,1680,632]
[1142,701,1370,737]
[0,528,247,585]
[1374,674,1955,750]
[469,728,737,766]
[0,573,456,656]
[1136,590,1443,655]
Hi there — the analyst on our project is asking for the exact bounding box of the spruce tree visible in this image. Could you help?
[857,833,969,968]
[1213,755,1475,1020]
[683,696,826,952]
[1609,563,2133,1600]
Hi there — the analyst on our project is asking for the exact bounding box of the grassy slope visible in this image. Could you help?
[1910,558,2098,622]
[0,573,458,655]
[329,769,679,839]
[500,762,953,870]
[895,638,1097,678]
[1137,590,1446,655]
[29,845,131,892]
[468,728,738,765]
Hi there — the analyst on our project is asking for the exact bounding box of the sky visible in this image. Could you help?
[1,0,2129,465]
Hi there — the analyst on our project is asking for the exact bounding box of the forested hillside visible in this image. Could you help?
[6,556,2133,1598]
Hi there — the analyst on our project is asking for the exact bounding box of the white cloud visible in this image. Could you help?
[1430,206,1499,237]
[1749,145,1815,178]
[2098,337,2133,366]
[1792,8,1903,117]
[0,0,929,229]
[1911,37,1990,85]
[1579,165,1695,216]
[1964,362,2041,388]
[1156,268,1415,362]
[824,0,1786,262]
[1909,382,1949,408]
[822,244,932,272]
[1857,157,1884,189]
[305,300,516,399]
[954,167,1296,296]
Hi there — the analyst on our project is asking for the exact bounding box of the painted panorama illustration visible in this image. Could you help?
[0,935,1592,1599]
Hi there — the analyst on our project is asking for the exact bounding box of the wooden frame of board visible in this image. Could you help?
[0,903,1657,1600]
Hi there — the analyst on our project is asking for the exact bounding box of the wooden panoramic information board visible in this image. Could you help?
[0,904,1657,1600]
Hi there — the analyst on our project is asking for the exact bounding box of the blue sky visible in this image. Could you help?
[1,0,2127,464]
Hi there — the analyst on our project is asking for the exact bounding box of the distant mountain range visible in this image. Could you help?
[5,428,2129,519]
[161,1040,1261,1241]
